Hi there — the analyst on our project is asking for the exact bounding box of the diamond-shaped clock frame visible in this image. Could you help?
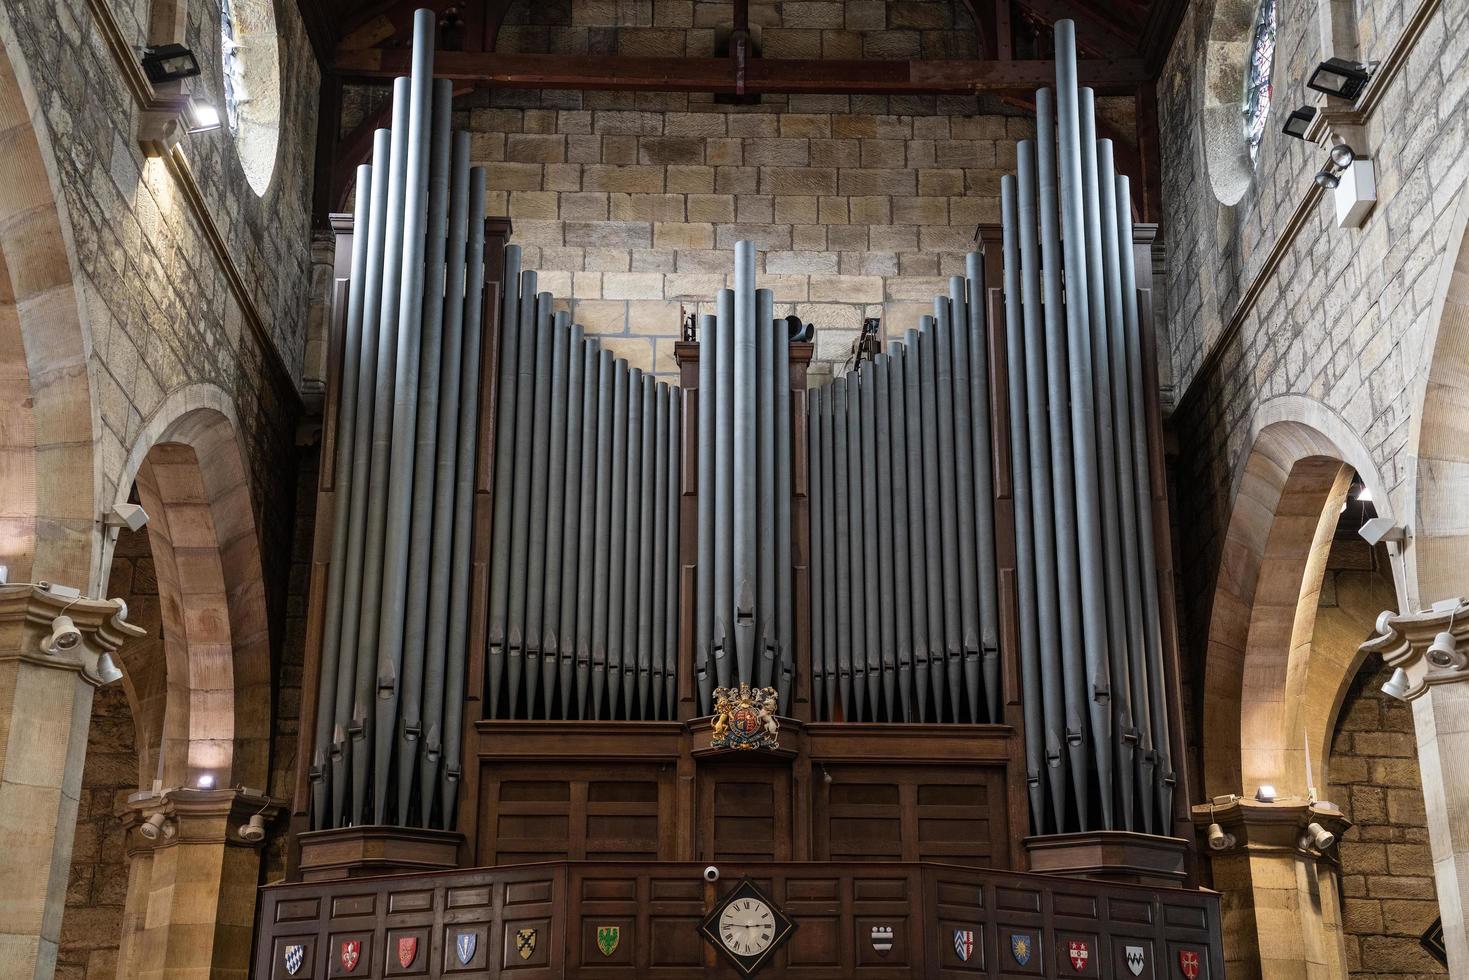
[698,878,797,976]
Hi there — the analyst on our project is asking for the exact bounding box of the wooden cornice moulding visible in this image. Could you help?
[82,0,303,411]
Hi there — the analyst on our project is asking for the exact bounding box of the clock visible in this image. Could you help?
[698,878,797,975]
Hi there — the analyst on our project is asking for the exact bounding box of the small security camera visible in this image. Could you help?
[106,502,150,533]
[703,865,720,883]
[45,614,82,653]
[239,813,266,843]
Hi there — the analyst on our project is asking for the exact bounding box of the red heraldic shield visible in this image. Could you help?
[397,936,418,969]
[1068,940,1090,972]
[339,940,361,972]
[1179,950,1201,979]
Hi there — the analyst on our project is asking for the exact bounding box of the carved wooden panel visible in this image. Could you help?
[815,764,1006,867]
[477,762,674,865]
[255,861,1223,979]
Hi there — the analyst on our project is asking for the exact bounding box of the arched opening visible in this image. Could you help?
[0,34,98,591]
[1409,209,1469,609]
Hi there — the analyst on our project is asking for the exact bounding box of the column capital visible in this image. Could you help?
[1191,794,1352,859]
[1360,596,1469,699]
[0,582,145,682]
[118,786,286,853]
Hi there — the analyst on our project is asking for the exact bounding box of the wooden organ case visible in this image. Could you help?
[264,208,1224,979]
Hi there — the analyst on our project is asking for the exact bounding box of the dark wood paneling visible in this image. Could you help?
[255,861,1224,978]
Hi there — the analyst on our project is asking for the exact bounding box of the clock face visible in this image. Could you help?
[719,897,775,956]
[698,878,796,975]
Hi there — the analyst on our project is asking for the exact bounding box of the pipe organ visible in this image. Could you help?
[278,11,1219,976]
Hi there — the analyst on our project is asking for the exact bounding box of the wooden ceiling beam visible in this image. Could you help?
[330,48,1150,95]
[1012,0,1137,58]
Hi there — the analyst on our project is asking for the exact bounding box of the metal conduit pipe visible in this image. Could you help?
[1098,140,1152,832]
[1002,175,1047,831]
[1079,89,1136,831]
[1055,20,1114,829]
[1117,175,1175,830]
[964,252,1001,724]
[556,325,588,718]
[350,77,410,825]
[886,350,915,722]
[396,78,454,825]
[1016,143,1063,832]
[573,342,603,720]
[948,276,983,724]
[440,166,486,827]
[372,8,436,822]
[313,160,374,829]
[1036,86,1086,830]
[486,240,522,721]
[830,378,853,719]
[539,313,573,718]
[418,133,472,827]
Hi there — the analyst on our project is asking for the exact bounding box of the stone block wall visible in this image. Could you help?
[1157,0,1469,719]
[462,87,1027,381]
[1329,649,1446,978]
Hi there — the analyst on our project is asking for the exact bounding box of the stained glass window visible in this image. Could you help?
[1242,0,1277,162]
[220,0,245,136]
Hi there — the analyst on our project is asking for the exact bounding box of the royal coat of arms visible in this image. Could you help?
[711,684,779,750]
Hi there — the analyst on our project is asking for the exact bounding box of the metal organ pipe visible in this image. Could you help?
[696,313,716,711]
[757,292,777,692]
[965,252,1001,724]
[948,276,983,724]
[857,365,882,719]
[713,288,735,692]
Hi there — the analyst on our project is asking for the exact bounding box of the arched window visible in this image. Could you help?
[214,0,281,196]
[1242,0,1277,162]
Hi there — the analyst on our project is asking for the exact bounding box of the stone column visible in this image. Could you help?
[116,788,283,980]
[1192,796,1353,979]
[1361,597,1469,975]
[0,584,143,979]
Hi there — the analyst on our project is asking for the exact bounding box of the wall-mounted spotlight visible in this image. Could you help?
[1381,667,1411,700]
[139,812,174,841]
[1307,57,1376,100]
[44,614,82,654]
[1313,142,1359,189]
[196,774,216,790]
[1305,821,1336,850]
[105,502,150,533]
[1255,785,1277,803]
[95,652,124,685]
[239,813,267,843]
[141,44,202,84]
[1427,631,1467,671]
[186,99,223,135]
[1281,106,1316,140]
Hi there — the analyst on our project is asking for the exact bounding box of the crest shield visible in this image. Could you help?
[1010,933,1033,966]
[1125,945,1146,976]
[1068,939,1090,971]
[711,685,780,750]
[596,925,620,957]
[515,927,537,960]
[455,931,477,965]
[1178,950,1201,979]
[397,936,418,969]
[870,925,893,956]
[283,944,305,976]
[339,940,361,973]
[953,929,975,962]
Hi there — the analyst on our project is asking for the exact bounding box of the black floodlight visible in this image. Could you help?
[142,44,201,84]
[1281,105,1316,140]
[1306,57,1373,100]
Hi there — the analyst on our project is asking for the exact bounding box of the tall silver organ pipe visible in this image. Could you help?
[310,8,489,830]
[997,19,1175,835]
[692,245,796,706]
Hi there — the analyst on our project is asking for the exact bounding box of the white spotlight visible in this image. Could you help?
[239,813,266,843]
[1306,821,1336,849]
[1381,667,1411,700]
[1255,785,1277,803]
[96,653,124,685]
[196,774,215,789]
[140,812,169,840]
[44,614,82,653]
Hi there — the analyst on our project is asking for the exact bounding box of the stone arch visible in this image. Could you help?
[0,28,99,593]
[1406,191,1469,611]
[1202,397,1398,799]
[117,385,271,790]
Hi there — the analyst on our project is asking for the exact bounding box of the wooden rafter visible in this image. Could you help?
[331,48,1150,95]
